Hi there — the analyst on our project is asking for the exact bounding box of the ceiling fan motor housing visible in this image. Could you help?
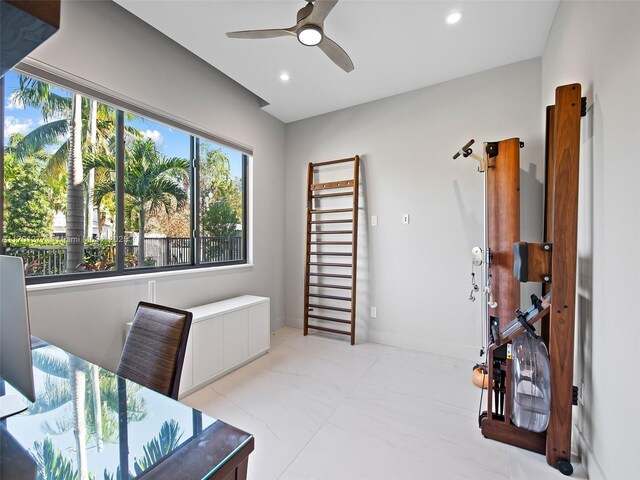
[297,3,314,23]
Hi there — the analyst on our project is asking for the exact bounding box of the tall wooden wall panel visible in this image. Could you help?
[487,138,521,329]
[546,84,582,468]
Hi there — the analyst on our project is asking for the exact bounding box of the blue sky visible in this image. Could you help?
[3,71,243,178]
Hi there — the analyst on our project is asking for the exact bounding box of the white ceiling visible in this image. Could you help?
[115,0,559,123]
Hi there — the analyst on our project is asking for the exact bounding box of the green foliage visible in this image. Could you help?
[3,238,116,248]
[103,467,132,480]
[30,376,72,415]
[89,138,189,265]
[103,420,183,479]
[4,155,53,238]
[90,139,189,218]
[31,351,147,445]
[97,374,147,424]
[201,198,239,237]
[33,350,71,378]
[14,75,70,121]
[199,146,242,237]
[33,437,79,480]
[12,76,119,177]
[133,420,183,474]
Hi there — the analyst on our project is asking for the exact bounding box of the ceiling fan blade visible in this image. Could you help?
[318,35,354,72]
[306,0,339,25]
[226,28,295,39]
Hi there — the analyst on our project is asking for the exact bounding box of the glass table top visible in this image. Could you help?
[0,341,244,479]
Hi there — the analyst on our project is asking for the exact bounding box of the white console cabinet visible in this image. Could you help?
[125,295,270,398]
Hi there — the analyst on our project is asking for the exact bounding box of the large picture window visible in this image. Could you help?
[1,71,248,283]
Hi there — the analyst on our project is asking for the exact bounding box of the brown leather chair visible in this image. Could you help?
[117,302,192,399]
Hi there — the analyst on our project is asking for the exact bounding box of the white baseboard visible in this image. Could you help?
[365,329,480,362]
[284,315,304,328]
[575,424,607,480]
[285,316,480,362]
[179,349,269,399]
[271,316,286,331]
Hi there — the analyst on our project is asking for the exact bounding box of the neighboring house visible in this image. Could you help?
[52,209,113,240]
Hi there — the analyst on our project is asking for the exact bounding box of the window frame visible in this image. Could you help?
[0,66,250,285]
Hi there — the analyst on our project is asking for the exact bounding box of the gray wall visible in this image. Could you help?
[284,58,544,360]
[24,0,286,371]
[19,2,639,476]
[542,2,640,479]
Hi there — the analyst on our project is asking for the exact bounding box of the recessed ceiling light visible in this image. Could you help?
[279,72,290,82]
[446,11,463,25]
[297,25,323,46]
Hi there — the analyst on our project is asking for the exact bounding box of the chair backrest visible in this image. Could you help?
[117,302,192,399]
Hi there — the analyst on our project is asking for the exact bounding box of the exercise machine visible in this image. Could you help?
[454,84,585,476]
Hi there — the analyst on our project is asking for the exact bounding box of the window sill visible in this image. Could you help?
[26,263,254,292]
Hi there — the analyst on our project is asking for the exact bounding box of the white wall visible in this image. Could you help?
[542,2,640,479]
[284,58,544,360]
[23,0,286,371]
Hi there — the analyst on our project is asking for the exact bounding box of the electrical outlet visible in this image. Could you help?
[371,215,378,227]
[370,306,377,318]
[402,213,410,224]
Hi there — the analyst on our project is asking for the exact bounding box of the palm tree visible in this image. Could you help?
[12,78,101,272]
[10,75,133,271]
[90,139,189,267]
[31,349,147,478]
[10,76,70,171]
[103,420,183,480]
[66,94,84,272]
[33,437,79,480]
[132,420,183,475]
[86,99,98,241]
[68,355,88,480]
[11,76,116,178]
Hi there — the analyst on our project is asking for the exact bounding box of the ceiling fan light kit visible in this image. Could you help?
[298,25,323,46]
[226,0,354,72]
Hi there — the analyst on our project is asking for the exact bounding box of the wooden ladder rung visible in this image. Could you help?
[310,180,355,191]
[307,325,351,336]
[308,303,352,313]
[310,252,352,256]
[307,283,352,290]
[310,219,353,224]
[311,208,353,214]
[312,192,354,199]
[311,157,356,168]
[308,314,351,325]
[308,273,352,278]
[310,230,353,235]
[308,293,352,301]
[309,262,352,267]
[310,241,352,245]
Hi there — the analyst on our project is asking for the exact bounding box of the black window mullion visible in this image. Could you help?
[0,75,4,255]
[242,154,248,262]
[190,136,200,266]
[194,137,202,265]
[115,110,125,271]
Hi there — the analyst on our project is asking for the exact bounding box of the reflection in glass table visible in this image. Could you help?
[1,341,252,479]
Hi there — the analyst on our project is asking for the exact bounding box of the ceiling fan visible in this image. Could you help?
[226,0,354,73]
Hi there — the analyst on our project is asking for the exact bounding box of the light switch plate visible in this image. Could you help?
[370,306,377,318]
[371,215,378,227]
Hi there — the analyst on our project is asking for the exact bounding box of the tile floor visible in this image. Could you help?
[183,327,587,480]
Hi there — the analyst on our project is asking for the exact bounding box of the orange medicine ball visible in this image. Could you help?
[472,366,488,389]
